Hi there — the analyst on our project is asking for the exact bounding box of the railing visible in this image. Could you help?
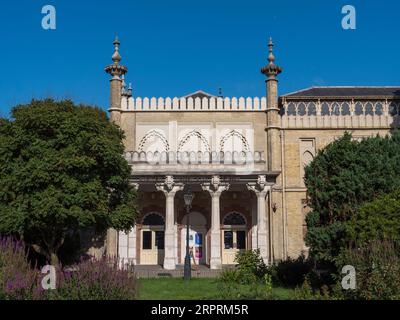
[124,151,265,165]
[121,96,267,111]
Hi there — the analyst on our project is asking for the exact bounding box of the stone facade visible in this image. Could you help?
[104,37,400,268]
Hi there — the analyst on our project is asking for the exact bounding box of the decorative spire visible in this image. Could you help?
[218,87,223,98]
[268,37,275,65]
[261,37,282,79]
[112,36,122,64]
[127,83,133,97]
[105,36,127,79]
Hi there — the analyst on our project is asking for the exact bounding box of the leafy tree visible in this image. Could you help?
[304,131,400,264]
[0,99,137,264]
[346,189,400,243]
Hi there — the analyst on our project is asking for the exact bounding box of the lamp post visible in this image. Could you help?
[183,187,194,281]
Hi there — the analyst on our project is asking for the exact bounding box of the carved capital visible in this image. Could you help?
[155,175,184,196]
[247,175,271,197]
[201,175,229,197]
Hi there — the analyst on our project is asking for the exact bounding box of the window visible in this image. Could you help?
[142,213,164,226]
[142,231,152,249]
[224,231,233,249]
[237,231,246,249]
[223,212,246,226]
[155,231,164,249]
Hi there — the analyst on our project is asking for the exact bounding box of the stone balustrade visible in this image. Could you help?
[124,151,265,165]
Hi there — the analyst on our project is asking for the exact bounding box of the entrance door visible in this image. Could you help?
[181,228,206,265]
[140,229,165,265]
[222,229,247,264]
[181,212,207,265]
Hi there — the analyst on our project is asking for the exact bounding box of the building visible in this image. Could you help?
[104,37,400,270]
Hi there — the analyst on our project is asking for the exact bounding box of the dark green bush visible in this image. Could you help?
[275,255,312,288]
[335,240,400,300]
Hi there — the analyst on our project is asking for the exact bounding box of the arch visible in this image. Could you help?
[302,150,314,167]
[177,130,211,152]
[142,212,165,226]
[181,211,207,226]
[138,130,169,152]
[220,130,250,153]
[223,212,247,226]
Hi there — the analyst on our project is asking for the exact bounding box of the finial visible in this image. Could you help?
[218,87,223,98]
[268,37,275,65]
[112,36,122,64]
[261,36,282,78]
[127,83,133,97]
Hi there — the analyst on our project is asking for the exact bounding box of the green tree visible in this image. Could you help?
[346,189,400,243]
[0,99,137,264]
[304,131,400,264]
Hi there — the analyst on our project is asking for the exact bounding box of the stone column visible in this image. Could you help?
[156,176,184,270]
[247,175,271,264]
[202,176,229,269]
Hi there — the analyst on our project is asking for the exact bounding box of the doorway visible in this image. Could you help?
[140,213,165,265]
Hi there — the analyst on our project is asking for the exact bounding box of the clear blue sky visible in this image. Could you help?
[0,0,399,117]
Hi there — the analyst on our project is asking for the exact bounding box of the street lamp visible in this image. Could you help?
[183,187,195,281]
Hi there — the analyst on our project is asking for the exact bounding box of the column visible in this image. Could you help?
[202,175,229,269]
[247,175,271,264]
[156,176,184,270]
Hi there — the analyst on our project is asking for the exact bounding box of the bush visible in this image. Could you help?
[0,237,44,300]
[50,258,137,300]
[233,249,267,284]
[274,255,312,288]
[335,240,400,300]
[0,237,137,300]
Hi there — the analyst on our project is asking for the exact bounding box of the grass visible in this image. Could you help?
[137,278,295,300]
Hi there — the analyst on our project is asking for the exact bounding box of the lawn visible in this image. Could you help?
[137,278,295,300]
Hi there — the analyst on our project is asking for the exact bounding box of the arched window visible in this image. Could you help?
[142,213,165,226]
[223,212,246,226]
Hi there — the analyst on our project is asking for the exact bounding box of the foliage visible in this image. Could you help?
[335,240,400,300]
[304,131,400,264]
[292,276,332,300]
[0,99,138,264]
[50,258,137,300]
[0,237,44,300]
[233,249,268,284]
[346,189,400,244]
[0,237,137,300]
[272,255,313,288]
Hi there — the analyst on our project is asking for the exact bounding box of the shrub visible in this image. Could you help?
[0,237,137,300]
[234,249,267,284]
[335,240,400,300]
[52,257,137,300]
[275,255,312,288]
[0,237,44,300]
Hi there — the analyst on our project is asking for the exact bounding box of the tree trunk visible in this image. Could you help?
[50,252,59,266]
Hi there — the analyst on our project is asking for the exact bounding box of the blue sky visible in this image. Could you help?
[0,0,399,117]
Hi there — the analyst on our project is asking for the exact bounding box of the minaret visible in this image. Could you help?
[105,37,128,125]
[261,37,282,172]
[104,37,128,258]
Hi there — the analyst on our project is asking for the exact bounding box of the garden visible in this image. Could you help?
[1,100,400,300]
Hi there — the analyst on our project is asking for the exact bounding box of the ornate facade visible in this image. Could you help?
[104,37,400,269]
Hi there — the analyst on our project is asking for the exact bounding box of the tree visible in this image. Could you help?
[0,99,137,264]
[304,131,400,264]
[346,189,400,244]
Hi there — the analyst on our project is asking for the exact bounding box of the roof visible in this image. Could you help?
[282,87,400,98]
[181,90,217,99]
